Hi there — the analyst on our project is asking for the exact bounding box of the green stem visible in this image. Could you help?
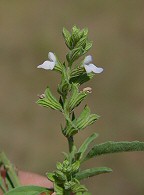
[68,136,74,153]
[0,152,20,189]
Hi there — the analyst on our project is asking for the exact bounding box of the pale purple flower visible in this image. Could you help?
[37,52,56,70]
[83,55,103,74]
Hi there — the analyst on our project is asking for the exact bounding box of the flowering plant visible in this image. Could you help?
[0,26,144,195]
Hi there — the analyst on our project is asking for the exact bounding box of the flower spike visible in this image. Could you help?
[37,52,57,70]
[83,55,103,74]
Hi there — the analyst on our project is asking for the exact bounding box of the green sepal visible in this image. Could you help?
[70,26,89,50]
[56,162,63,171]
[75,36,87,48]
[37,87,63,111]
[75,167,112,181]
[54,60,63,73]
[70,26,82,48]
[64,179,87,193]
[66,47,83,64]
[57,67,70,96]
[62,27,71,49]
[71,161,80,173]
[70,179,88,194]
[70,68,94,85]
[55,170,67,181]
[4,185,53,195]
[83,141,144,162]
[83,41,93,54]
[78,133,99,161]
[69,83,87,111]
[76,106,100,130]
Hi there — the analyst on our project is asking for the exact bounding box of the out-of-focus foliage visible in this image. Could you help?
[0,1,144,195]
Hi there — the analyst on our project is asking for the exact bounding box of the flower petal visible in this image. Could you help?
[88,64,103,73]
[84,64,92,73]
[37,61,55,70]
[84,55,92,64]
[48,52,56,62]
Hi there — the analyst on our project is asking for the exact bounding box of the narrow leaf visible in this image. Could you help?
[4,185,53,195]
[75,167,112,180]
[84,141,144,162]
[78,133,98,160]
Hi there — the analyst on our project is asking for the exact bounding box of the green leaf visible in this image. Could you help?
[76,106,100,130]
[69,83,87,111]
[83,141,144,162]
[78,133,99,161]
[37,87,62,111]
[75,167,112,180]
[4,185,53,195]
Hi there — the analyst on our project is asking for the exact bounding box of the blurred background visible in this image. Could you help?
[0,1,144,194]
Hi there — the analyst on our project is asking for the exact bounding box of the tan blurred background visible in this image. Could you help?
[0,1,144,194]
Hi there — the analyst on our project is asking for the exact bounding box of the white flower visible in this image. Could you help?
[83,55,103,74]
[37,52,57,70]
